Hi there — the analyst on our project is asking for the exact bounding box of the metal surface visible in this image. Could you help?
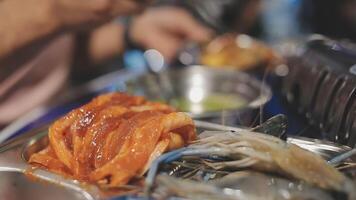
[329,148,356,165]
[126,65,272,125]
[0,172,89,200]
[0,120,354,200]
[0,131,100,200]
[283,36,356,146]
[287,136,354,161]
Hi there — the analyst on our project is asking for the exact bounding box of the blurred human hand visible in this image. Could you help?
[130,7,213,62]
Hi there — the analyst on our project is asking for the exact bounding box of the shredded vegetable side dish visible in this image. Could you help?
[29,93,196,187]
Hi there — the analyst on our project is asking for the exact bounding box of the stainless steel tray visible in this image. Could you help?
[0,121,354,200]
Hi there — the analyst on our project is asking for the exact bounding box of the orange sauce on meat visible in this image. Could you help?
[28,92,196,187]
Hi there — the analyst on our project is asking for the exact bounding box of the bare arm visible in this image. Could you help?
[0,0,148,69]
[0,0,59,69]
[89,22,125,65]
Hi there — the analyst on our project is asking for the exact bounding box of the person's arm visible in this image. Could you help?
[0,0,149,69]
[0,0,60,69]
[89,22,125,65]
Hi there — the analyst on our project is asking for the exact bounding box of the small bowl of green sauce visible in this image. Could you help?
[126,65,272,123]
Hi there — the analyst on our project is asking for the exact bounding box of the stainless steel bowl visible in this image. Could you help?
[126,65,272,125]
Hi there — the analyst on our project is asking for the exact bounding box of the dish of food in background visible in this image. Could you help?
[125,65,271,122]
[28,93,196,188]
[151,94,247,114]
[200,34,281,70]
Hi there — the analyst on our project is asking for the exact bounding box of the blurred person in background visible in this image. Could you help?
[299,0,356,41]
[0,0,212,128]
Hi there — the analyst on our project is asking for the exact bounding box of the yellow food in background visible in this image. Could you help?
[201,34,279,70]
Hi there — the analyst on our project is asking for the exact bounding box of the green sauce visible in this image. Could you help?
[171,94,247,113]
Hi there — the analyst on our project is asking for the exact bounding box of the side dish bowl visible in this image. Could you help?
[126,65,272,125]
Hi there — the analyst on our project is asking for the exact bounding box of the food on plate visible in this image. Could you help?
[154,172,335,200]
[147,130,356,199]
[29,93,196,187]
[192,131,351,191]
[201,34,280,70]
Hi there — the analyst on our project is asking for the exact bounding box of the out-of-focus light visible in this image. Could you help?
[188,87,204,103]
[123,50,146,72]
[191,73,204,85]
[349,64,356,75]
[275,64,289,76]
[190,103,203,113]
[144,49,165,72]
[179,52,194,65]
[236,34,252,49]
[223,188,245,198]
